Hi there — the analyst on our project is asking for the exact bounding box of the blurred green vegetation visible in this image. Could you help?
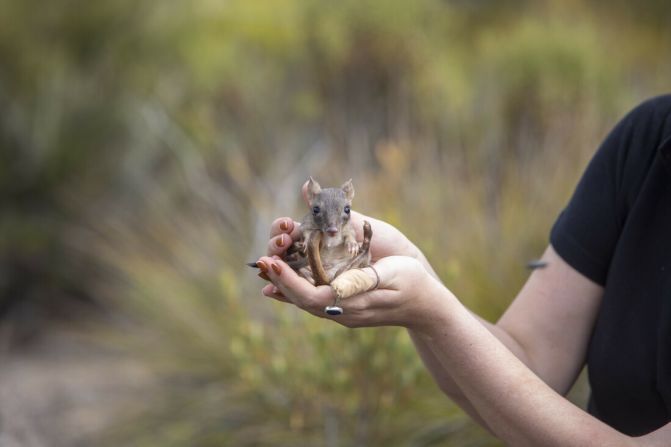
[2,0,670,445]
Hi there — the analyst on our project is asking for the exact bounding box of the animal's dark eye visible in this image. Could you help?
[313,206,320,215]
[344,205,351,214]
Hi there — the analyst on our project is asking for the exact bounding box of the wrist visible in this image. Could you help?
[406,273,461,335]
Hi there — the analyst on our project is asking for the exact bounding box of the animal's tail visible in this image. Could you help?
[307,231,330,286]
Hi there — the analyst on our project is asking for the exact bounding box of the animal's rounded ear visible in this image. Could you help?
[341,178,355,201]
[307,176,322,201]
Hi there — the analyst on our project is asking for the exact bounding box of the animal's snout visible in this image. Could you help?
[326,226,338,237]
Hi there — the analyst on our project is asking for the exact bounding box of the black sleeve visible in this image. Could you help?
[550,96,671,285]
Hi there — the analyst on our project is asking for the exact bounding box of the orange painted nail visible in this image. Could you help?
[257,260,268,273]
[275,235,284,247]
[258,272,271,281]
[279,220,289,231]
[271,263,281,275]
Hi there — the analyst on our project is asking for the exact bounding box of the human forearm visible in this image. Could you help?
[407,329,492,429]
[408,246,531,420]
[409,314,536,434]
[416,284,633,447]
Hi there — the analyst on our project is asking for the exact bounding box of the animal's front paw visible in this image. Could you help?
[346,240,359,257]
[294,241,306,255]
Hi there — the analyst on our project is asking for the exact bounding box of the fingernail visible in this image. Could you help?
[257,260,268,273]
[275,235,284,247]
[271,263,281,275]
[279,220,289,231]
[258,272,271,281]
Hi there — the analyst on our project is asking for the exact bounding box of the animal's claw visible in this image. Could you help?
[346,240,359,257]
[294,241,306,255]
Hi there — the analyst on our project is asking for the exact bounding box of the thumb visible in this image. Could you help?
[369,256,423,290]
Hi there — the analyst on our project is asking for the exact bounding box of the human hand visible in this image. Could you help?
[255,254,448,330]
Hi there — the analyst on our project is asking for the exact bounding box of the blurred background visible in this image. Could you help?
[1,0,669,445]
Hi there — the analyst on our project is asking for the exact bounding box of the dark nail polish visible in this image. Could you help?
[280,220,288,231]
[257,260,268,273]
[271,263,281,275]
[275,235,284,247]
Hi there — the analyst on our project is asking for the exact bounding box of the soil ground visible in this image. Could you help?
[0,324,154,447]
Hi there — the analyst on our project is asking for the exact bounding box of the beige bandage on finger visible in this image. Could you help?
[330,267,379,301]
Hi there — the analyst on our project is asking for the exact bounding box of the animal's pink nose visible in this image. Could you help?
[326,227,338,236]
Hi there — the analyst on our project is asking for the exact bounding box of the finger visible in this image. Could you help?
[365,256,414,289]
[269,217,301,239]
[267,233,294,257]
[262,283,291,303]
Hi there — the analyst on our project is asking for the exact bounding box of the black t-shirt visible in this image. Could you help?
[550,95,671,436]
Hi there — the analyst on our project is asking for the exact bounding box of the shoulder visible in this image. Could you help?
[596,95,671,193]
[620,94,671,147]
[634,94,671,117]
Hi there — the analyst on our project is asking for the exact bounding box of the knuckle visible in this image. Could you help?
[348,297,368,313]
[405,257,423,269]
[404,257,425,275]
